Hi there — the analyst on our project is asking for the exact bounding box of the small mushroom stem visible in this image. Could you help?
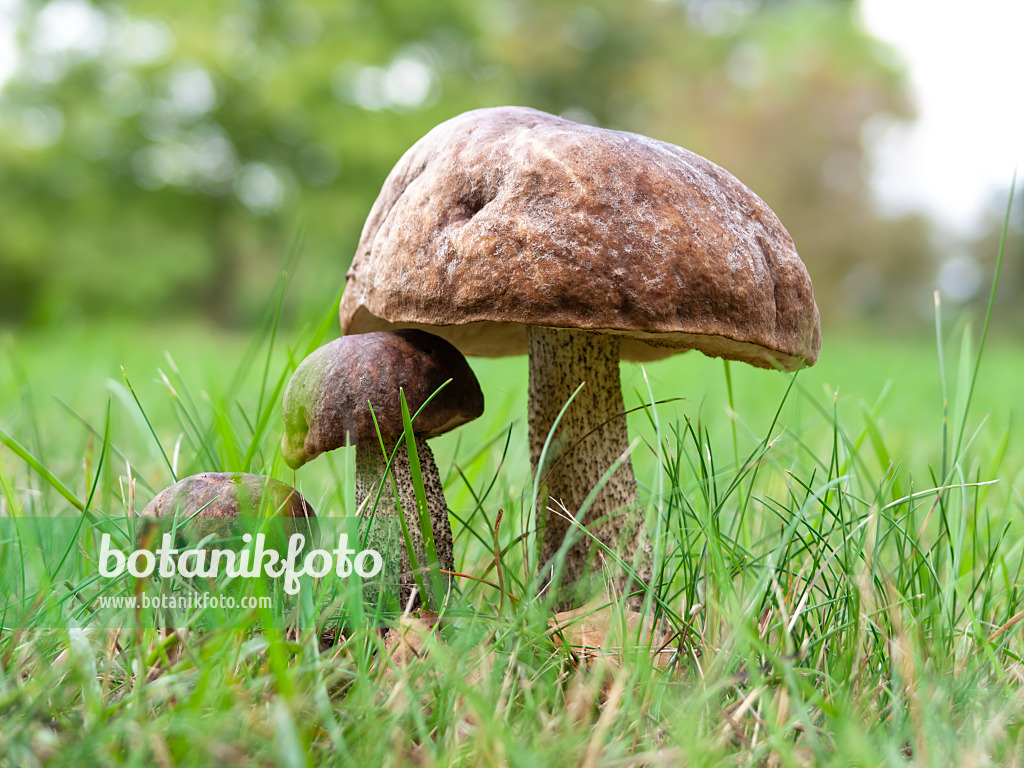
[355,436,454,609]
[527,326,650,603]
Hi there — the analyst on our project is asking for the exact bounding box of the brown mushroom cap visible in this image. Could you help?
[340,106,820,370]
[139,472,315,547]
[141,472,315,519]
[281,329,484,469]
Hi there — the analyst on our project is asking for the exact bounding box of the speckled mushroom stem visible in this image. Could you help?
[528,326,650,604]
[354,436,454,610]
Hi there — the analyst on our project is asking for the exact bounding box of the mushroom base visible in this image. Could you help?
[527,327,651,605]
[355,437,454,610]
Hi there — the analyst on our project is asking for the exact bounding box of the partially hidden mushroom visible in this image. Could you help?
[338,106,821,604]
[140,472,315,545]
[280,329,484,609]
[138,473,316,622]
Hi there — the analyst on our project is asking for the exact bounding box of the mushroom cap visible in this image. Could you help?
[280,329,484,469]
[139,472,315,546]
[141,472,315,519]
[340,106,820,370]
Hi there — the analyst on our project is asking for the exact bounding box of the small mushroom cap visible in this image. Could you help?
[280,329,484,469]
[340,106,820,370]
[141,472,315,519]
[139,472,315,546]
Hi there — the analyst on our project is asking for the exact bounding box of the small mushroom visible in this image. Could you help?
[136,473,314,635]
[339,106,821,604]
[139,472,315,547]
[281,329,484,609]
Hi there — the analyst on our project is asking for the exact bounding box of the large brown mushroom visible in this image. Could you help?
[281,329,484,609]
[339,106,820,602]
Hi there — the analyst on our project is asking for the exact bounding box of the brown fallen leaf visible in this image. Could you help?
[548,600,676,669]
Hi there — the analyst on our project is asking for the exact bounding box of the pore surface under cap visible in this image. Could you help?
[340,106,820,370]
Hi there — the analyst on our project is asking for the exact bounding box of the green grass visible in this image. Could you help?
[1,282,1023,764]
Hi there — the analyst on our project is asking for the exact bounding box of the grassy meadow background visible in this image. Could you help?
[3,296,1024,765]
[1,0,1023,765]
[3,317,1023,522]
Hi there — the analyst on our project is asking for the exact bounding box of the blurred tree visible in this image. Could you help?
[0,0,930,329]
[964,185,1023,328]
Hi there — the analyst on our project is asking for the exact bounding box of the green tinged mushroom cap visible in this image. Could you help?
[280,329,484,469]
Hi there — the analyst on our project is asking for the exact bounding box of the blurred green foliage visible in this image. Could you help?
[0,0,1013,330]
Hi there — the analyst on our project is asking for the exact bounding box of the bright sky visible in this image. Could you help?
[859,0,1024,234]
[0,1,19,86]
